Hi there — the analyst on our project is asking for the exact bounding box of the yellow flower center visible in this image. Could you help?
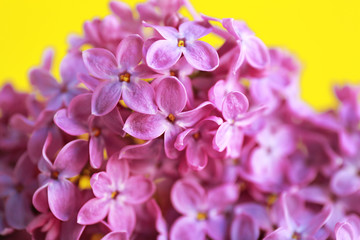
[266,194,277,206]
[91,127,101,137]
[178,39,186,47]
[111,191,119,199]
[167,113,176,122]
[51,170,60,180]
[292,232,301,240]
[196,212,207,221]
[193,132,200,140]
[119,72,131,82]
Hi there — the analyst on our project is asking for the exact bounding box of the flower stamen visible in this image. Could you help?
[111,191,119,199]
[119,72,131,82]
[196,212,207,221]
[167,113,176,122]
[178,39,186,47]
[51,171,60,180]
[91,127,101,137]
[193,132,200,140]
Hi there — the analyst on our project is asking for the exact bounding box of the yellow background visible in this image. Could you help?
[0,0,359,110]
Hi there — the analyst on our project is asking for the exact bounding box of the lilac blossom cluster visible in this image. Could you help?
[1,0,360,239]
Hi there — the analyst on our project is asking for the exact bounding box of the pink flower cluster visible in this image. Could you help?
[1,0,360,239]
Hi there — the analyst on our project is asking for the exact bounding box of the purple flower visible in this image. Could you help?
[335,215,360,240]
[170,180,239,240]
[123,77,214,158]
[32,135,89,221]
[77,153,155,234]
[222,18,269,72]
[82,34,157,116]
[0,153,37,229]
[213,91,264,158]
[54,93,125,169]
[175,116,223,170]
[29,52,87,111]
[145,21,219,71]
[265,193,332,240]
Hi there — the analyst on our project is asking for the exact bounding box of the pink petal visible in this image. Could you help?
[41,48,54,71]
[123,176,155,204]
[244,36,270,69]
[186,143,207,171]
[28,128,49,163]
[175,128,195,151]
[206,215,227,240]
[302,204,332,235]
[102,107,125,137]
[213,122,231,152]
[102,232,128,240]
[144,22,179,40]
[32,185,49,213]
[222,91,249,121]
[164,125,182,159]
[109,1,133,20]
[170,217,205,240]
[90,172,113,198]
[77,198,110,225]
[106,155,129,189]
[234,44,246,72]
[60,51,87,84]
[230,214,259,240]
[171,180,205,215]
[179,21,212,41]
[335,222,355,240]
[29,68,60,97]
[155,77,187,115]
[83,48,119,80]
[5,193,32,229]
[331,167,360,196]
[89,137,105,169]
[48,180,77,221]
[46,95,64,110]
[222,18,253,40]
[122,80,157,114]
[123,112,168,140]
[54,139,89,178]
[263,227,292,240]
[116,34,143,70]
[183,41,219,71]
[146,40,181,70]
[67,93,92,120]
[176,102,214,128]
[54,109,88,136]
[108,202,136,233]
[92,81,122,116]
[78,73,101,92]
[207,184,239,210]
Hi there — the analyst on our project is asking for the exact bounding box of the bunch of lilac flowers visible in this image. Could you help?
[1,0,360,239]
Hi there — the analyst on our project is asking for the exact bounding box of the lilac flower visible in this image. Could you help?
[335,215,360,240]
[265,193,332,240]
[11,103,64,164]
[123,77,214,158]
[170,180,239,240]
[0,153,37,229]
[82,34,157,116]
[29,51,87,111]
[175,116,223,170]
[213,91,264,158]
[32,135,89,221]
[77,153,155,234]
[145,21,219,71]
[54,93,125,168]
[222,18,270,72]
